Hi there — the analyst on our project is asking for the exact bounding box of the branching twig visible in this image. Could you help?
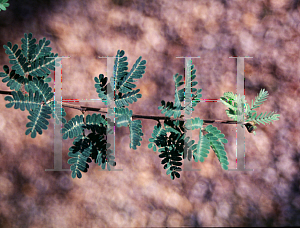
[0,90,247,125]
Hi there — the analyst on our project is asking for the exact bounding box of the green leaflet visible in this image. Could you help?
[0,0,9,11]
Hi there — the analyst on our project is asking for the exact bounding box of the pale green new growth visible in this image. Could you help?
[220,88,280,135]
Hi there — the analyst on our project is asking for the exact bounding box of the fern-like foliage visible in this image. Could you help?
[95,148,116,171]
[249,88,269,110]
[24,77,54,103]
[66,114,116,178]
[154,121,186,180]
[204,125,229,170]
[184,88,202,115]
[21,32,37,62]
[61,115,86,140]
[3,33,60,82]
[183,117,229,169]
[94,74,109,105]
[246,111,280,126]
[4,89,55,138]
[175,64,202,115]
[108,107,132,127]
[25,104,53,138]
[149,115,228,180]
[62,49,146,176]
[158,65,203,119]
[4,90,40,112]
[183,117,210,163]
[151,61,232,179]
[220,88,280,135]
[112,52,145,108]
[3,41,29,77]
[220,92,247,121]
[85,113,108,132]
[116,52,146,94]
[87,124,116,171]
[0,0,9,11]
[94,50,146,151]
[185,117,204,130]
[158,99,183,119]
[114,50,129,91]
[1,42,280,180]
[115,89,142,108]
[129,119,143,150]
[88,124,116,171]
[193,130,211,163]
[0,65,27,91]
[1,33,65,137]
[67,135,93,178]
[158,144,182,180]
[148,122,169,152]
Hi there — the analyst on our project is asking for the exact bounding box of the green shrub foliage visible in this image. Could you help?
[1,33,280,179]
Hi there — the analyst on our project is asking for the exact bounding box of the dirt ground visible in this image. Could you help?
[0,0,299,227]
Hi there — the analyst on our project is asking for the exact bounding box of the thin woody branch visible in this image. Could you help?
[0,90,247,126]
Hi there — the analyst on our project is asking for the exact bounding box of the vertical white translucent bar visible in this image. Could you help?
[46,56,70,172]
[183,58,201,172]
[105,57,122,171]
[228,57,253,172]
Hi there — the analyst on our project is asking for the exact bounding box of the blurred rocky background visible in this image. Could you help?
[0,0,299,227]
